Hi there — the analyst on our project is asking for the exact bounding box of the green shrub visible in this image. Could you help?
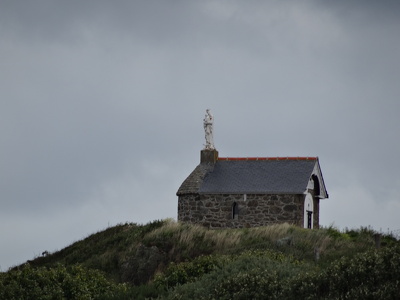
[289,245,400,299]
[163,250,305,300]
[162,245,400,299]
[0,264,126,300]
[99,283,166,300]
[326,225,349,240]
[155,249,298,291]
[154,254,229,288]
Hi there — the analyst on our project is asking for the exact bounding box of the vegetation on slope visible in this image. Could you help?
[1,219,399,299]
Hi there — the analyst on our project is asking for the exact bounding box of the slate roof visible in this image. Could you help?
[177,157,324,196]
[176,163,214,195]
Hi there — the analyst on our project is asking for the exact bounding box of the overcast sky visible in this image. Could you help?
[1,0,400,270]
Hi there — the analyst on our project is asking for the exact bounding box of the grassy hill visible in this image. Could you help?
[1,219,399,299]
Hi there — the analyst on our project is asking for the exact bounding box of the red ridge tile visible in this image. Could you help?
[218,157,317,161]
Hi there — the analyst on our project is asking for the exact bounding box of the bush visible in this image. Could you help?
[99,283,166,300]
[162,245,400,299]
[154,254,228,288]
[163,250,304,300]
[155,249,297,290]
[289,245,400,299]
[0,264,126,300]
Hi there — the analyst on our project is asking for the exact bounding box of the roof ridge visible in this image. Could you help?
[218,157,318,161]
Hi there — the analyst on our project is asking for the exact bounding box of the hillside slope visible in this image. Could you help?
[2,219,400,299]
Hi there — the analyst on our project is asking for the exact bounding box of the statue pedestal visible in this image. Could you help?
[201,149,219,164]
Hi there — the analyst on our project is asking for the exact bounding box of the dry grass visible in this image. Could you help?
[205,228,244,250]
[248,223,292,240]
[142,220,377,265]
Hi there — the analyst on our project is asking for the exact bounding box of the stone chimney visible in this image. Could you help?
[201,149,219,164]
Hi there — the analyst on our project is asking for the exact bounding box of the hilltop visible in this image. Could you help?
[1,219,400,299]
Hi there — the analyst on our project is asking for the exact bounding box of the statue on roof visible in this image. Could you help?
[203,109,215,150]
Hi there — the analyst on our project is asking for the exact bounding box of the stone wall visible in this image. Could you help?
[178,193,308,229]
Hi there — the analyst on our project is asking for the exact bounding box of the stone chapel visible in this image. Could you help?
[177,110,329,229]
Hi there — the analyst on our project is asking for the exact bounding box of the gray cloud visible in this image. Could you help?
[1,0,399,270]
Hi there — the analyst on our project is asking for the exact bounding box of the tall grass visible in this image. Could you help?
[142,220,376,266]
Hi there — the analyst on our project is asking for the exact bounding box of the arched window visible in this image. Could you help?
[312,174,320,197]
[304,194,314,229]
[232,202,239,220]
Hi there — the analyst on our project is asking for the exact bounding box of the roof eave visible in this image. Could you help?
[198,191,307,195]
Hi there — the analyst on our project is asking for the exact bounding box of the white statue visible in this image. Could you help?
[203,109,215,150]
